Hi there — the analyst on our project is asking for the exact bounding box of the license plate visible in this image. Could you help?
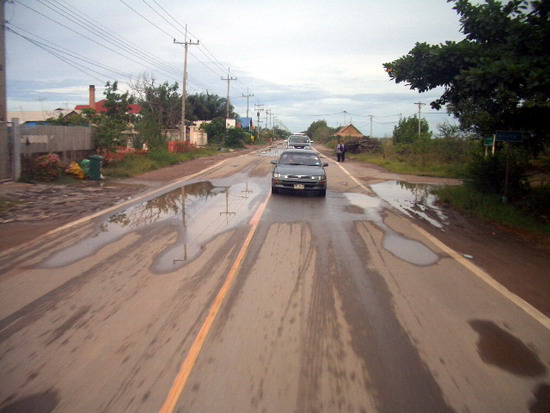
[294,184,305,190]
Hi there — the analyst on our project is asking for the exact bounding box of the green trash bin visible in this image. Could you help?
[88,155,104,180]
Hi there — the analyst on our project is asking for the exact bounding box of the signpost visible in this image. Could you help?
[492,131,524,203]
[495,131,524,142]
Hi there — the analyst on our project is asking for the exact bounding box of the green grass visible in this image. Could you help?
[103,146,220,178]
[352,153,465,178]
[432,184,550,239]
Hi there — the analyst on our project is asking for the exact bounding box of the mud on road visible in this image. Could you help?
[1,145,549,318]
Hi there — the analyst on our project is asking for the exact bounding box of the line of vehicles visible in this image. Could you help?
[271,133,328,197]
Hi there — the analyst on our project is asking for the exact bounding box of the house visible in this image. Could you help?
[73,85,141,115]
[165,121,208,147]
[335,124,364,139]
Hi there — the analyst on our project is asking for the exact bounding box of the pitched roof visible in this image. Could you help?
[74,99,141,115]
[335,124,364,137]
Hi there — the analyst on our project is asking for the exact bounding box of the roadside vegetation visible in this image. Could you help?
[28,77,289,183]
[102,145,220,178]
[305,1,550,239]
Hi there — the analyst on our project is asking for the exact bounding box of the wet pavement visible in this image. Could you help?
[0,181,146,224]
[1,148,549,413]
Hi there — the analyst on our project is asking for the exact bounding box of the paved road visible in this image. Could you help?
[0,149,548,412]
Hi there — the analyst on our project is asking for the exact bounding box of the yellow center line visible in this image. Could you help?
[159,192,271,413]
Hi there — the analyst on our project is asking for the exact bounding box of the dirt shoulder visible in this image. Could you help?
[319,145,550,318]
[0,148,255,252]
[1,144,549,318]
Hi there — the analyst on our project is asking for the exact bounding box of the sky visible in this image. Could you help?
[5,0,470,137]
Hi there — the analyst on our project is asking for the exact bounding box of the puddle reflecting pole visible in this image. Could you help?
[219,187,236,224]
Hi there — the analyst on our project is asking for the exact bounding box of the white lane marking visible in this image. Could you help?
[332,159,550,330]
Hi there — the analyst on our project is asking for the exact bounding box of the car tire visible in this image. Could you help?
[319,189,326,197]
[272,186,279,194]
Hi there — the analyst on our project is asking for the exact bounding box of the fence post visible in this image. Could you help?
[12,118,20,181]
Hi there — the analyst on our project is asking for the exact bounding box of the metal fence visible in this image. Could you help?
[4,121,95,180]
[20,124,93,156]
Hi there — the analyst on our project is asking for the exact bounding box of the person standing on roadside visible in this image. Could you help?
[336,141,346,162]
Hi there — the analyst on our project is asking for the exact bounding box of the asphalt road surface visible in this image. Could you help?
[1,148,549,412]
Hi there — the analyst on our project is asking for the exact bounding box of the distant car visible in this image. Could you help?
[271,149,328,197]
[287,135,311,149]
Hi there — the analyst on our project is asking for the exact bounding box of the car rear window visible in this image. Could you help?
[279,153,321,166]
[289,137,309,144]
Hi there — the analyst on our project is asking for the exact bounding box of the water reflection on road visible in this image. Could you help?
[370,181,448,229]
[41,177,264,272]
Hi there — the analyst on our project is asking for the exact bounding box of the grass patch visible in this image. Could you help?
[432,184,550,239]
[352,153,465,178]
[103,146,220,178]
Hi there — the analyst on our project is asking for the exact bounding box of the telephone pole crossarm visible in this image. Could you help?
[242,89,254,119]
[221,68,237,120]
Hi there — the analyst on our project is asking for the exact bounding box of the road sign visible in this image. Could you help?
[495,131,523,142]
[483,137,494,146]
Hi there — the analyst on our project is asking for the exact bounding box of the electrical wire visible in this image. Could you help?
[46,0,183,78]
[15,0,183,82]
[7,24,133,79]
[6,26,110,83]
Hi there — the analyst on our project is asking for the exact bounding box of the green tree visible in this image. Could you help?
[200,117,226,144]
[393,116,431,144]
[306,120,337,143]
[187,92,237,121]
[384,0,550,153]
[92,81,135,151]
[137,79,181,130]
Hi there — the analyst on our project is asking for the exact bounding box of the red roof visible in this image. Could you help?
[74,99,141,115]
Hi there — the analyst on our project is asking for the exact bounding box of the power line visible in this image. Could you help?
[7,24,133,79]
[6,26,109,83]
[15,1,183,82]
[46,0,183,78]
[118,0,174,39]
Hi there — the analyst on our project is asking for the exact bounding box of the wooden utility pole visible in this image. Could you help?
[174,26,199,142]
[241,88,254,119]
[0,1,9,179]
[221,68,237,120]
[414,102,426,140]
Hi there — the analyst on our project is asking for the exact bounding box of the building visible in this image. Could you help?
[73,85,141,115]
[335,124,364,139]
[165,121,208,147]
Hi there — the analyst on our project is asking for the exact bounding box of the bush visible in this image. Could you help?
[32,153,64,181]
[225,128,246,148]
[466,150,529,201]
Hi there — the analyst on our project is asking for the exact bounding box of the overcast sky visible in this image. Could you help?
[5,0,471,136]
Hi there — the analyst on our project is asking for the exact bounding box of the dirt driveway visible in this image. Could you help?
[1,145,549,318]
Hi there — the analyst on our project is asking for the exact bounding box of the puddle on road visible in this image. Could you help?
[344,192,439,266]
[41,178,264,272]
[469,320,547,377]
[259,145,286,158]
[370,181,448,229]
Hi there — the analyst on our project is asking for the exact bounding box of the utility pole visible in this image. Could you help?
[368,115,374,138]
[265,109,271,130]
[241,88,254,119]
[221,67,237,121]
[414,102,426,140]
[254,103,264,140]
[174,26,199,142]
[0,0,9,179]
